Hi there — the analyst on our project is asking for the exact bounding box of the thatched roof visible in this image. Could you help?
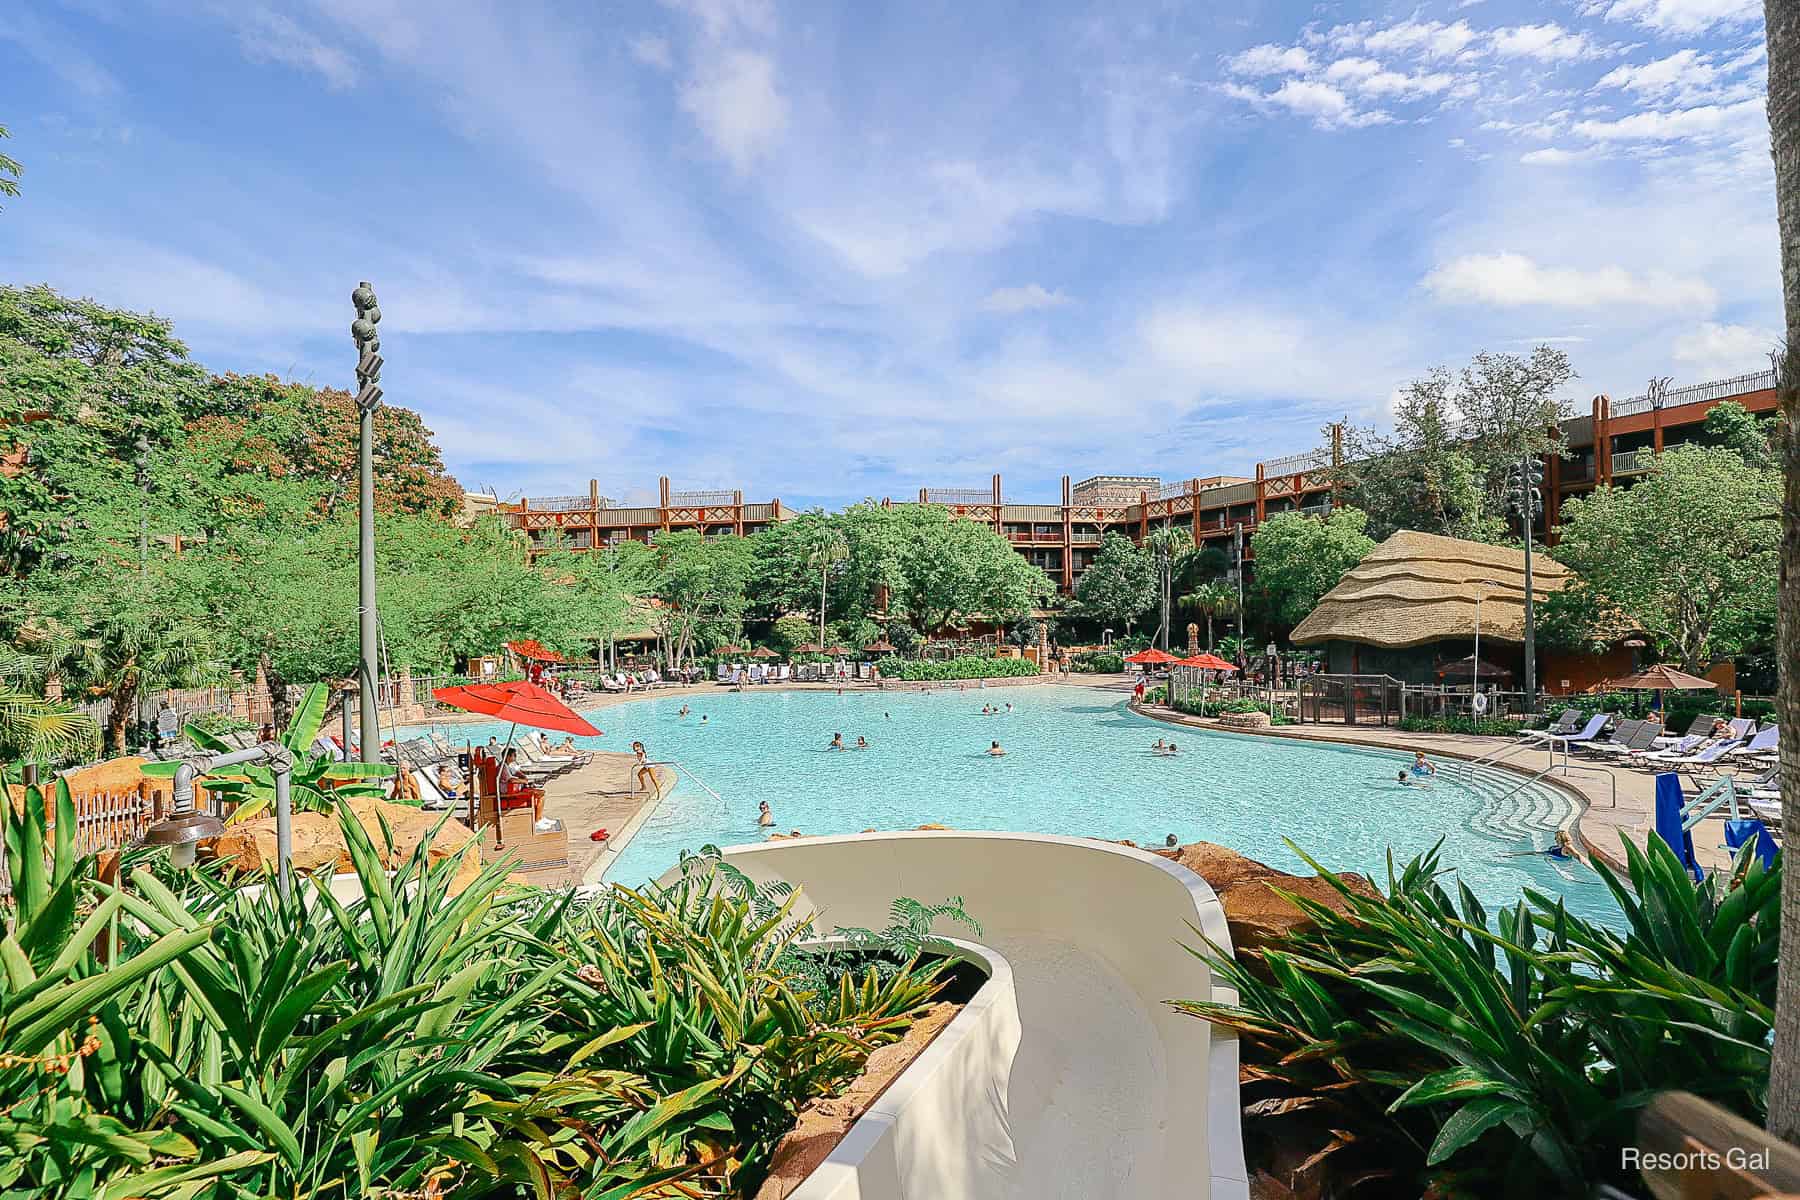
[1288,530,1571,650]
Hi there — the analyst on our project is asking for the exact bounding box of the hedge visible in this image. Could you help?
[1170,694,1292,726]
[1396,715,1519,737]
[887,655,1042,681]
[1072,651,1125,673]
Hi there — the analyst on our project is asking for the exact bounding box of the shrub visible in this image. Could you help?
[1175,836,1781,1197]
[1397,715,1519,736]
[1071,651,1125,673]
[1169,694,1292,725]
[0,775,965,1199]
[888,655,1040,681]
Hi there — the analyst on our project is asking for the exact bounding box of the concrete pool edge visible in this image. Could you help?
[1125,698,1612,866]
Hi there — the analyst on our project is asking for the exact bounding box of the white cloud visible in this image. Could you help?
[659,0,777,40]
[1672,321,1775,375]
[1361,19,1480,59]
[1592,0,1761,35]
[983,284,1073,314]
[1490,23,1601,62]
[1520,146,1593,164]
[1571,97,1762,141]
[1594,49,1716,100]
[1423,252,1717,309]
[1323,57,1383,83]
[218,6,358,89]
[629,33,673,70]
[679,49,788,172]
[1226,43,1314,76]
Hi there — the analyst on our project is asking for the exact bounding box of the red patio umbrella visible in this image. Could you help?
[505,639,565,663]
[1175,653,1238,672]
[716,645,745,655]
[823,645,850,657]
[748,646,779,659]
[433,679,601,737]
[432,681,601,840]
[1123,648,1178,665]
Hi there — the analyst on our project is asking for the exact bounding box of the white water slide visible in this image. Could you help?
[705,831,1249,1200]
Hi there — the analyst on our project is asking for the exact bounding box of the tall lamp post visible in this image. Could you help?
[1511,457,1544,715]
[351,283,384,764]
[1233,523,1247,673]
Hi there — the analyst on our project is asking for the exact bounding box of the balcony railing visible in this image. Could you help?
[1609,369,1776,419]
[924,488,995,505]
[529,495,592,512]
[1262,448,1330,475]
[1612,448,1657,476]
[1159,481,1195,500]
[670,489,735,507]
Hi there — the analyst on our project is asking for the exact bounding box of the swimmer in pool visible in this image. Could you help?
[855,736,869,749]
[1004,703,1012,714]
[1410,751,1436,778]
[1152,738,1167,752]
[988,741,1006,757]
[678,704,690,717]
[700,714,708,725]
[758,801,774,827]
[1397,769,1411,785]
[828,732,845,750]
[1165,834,1179,848]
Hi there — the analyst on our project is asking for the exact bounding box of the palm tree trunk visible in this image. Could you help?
[105,677,136,755]
[1763,0,1800,1142]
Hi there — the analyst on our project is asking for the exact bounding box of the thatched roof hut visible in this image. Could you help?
[1289,530,1570,651]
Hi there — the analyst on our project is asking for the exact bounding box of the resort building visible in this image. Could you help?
[499,477,793,552]
[497,368,1778,596]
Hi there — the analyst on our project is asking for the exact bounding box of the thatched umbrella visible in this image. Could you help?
[716,645,744,656]
[863,639,897,654]
[748,646,778,659]
[793,643,823,654]
[823,645,850,657]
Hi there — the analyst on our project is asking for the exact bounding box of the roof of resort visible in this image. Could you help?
[1288,530,1571,649]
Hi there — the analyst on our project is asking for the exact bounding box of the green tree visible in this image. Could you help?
[1250,507,1378,626]
[1337,348,1575,542]
[1145,526,1194,651]
[649,531,755,667]
[1074,533,1158,636]
[1700,398,1780,470]
[771,613,816,653]
[800,518,850,649]
[0,644,95,762]
[1551,446,1778,672]
[882,506,1051,633]
[1178,579,1240,651]
[0,124,21,208]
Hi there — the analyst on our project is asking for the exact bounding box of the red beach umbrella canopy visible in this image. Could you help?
[748,646,779,659]
[433,680,601,737]
[1123,648,1178,665]
[505,639,564,663]
[1174,653,1238,672]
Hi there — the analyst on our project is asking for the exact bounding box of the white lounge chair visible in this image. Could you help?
[1527,713,1611,754]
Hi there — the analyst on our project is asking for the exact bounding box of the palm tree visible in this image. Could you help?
[1145,527,1193,651]
[1760,0,1800,1140]
[1179,580,1239,652]
[803,525,850,651]
[0,645,96,763]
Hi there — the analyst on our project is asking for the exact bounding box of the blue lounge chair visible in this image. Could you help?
[1653,772,1704,882]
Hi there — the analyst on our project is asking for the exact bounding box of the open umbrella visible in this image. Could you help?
[1172,653,1237,712]
[748,646,778,659]
[433,680,601,844]
[1605,664,1718,691]
[716,645,744,656]
[863,639,897,654]
[793,642,823,654]
[824,645,850,657]
[1123,648,1178,665]
[505,639,564,663]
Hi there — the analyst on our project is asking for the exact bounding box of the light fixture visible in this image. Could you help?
[141,808,224,869]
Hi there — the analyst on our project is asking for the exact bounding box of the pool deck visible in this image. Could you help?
[1127,695,1744,873]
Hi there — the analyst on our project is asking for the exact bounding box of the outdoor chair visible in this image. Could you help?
[1729,725,1779,764]
[1526,713,1611,753]
[1581,719,1655,759]
[1520,708,1581,739]
[1653,712,1722,747]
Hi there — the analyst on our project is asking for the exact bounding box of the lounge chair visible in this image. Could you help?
[528,730,591,768]
[1526,713,1611,754]
[1652,712,1722,748]
[1520,708,1581,739]
[1729,725,1779,763]
[1664,738,1746,783]
[1583,719,1658,759]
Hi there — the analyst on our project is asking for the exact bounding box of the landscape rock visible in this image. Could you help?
[1219,711,1273,729]
[210,799,481,893]
[1153,840,1378,953]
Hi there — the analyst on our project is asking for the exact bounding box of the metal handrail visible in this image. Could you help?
[1681,776,1741,830]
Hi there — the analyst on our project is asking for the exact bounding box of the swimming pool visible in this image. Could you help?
[428,684,1621,924]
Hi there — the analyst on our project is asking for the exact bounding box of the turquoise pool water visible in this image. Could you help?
[426,684,1622,924]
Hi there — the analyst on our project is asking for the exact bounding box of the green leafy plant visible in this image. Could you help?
[141,682,394,820]
[838,895,981,960]
[1173,835,1781,1197]
[1071,650,1125,673]
[1397,715,1519,736]
[888,655,1038,681]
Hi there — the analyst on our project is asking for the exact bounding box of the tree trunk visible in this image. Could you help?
[1764,0,1800,1143]
[105,676,136,755]
[263,653,292,737]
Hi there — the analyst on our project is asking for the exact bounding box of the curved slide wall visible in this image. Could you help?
[712,831,1249,1200]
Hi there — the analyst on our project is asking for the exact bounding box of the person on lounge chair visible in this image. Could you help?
[436,761,464,802]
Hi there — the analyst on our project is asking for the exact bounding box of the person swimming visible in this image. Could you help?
[828,732,845,750]
[1004,703,1012,714]
[700,714,708,725]
[1165,834,1179,848]
[678,704,690,717]
[1397,769,1411,785]
[855,735,869,749]
[758,801,774,827]
[1410,751,1436,778]
[1152,738,1167,752]
[1165,742,1178,755]
[988,740,1006,757]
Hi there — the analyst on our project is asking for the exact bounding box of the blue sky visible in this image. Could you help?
[0,0,1774,509]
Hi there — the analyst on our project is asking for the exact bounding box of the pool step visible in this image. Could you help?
[1455,762,1577,848]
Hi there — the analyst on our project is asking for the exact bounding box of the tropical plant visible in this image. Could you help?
[1178,579,1240,651]
[1145,526,1194,651]
[144,682,394,820]
[839,895,982,960]
[1249,506,1377,626]
[1175,835,1782,1196]
[1070,650,1125,673]
[0,643,95,763]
